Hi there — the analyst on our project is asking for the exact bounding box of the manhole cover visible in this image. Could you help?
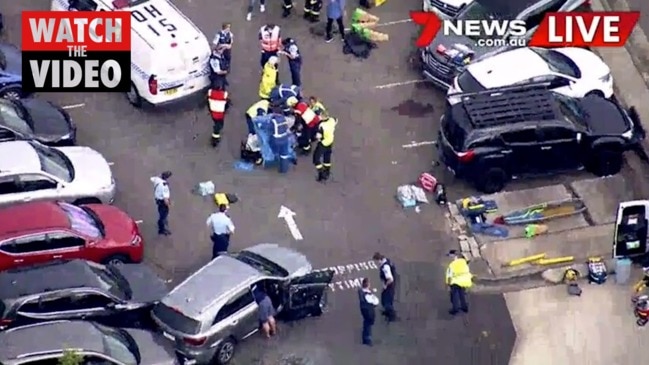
[278,354,313,365]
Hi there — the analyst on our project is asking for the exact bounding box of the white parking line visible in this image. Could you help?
[134,220,143,224]
[61,103,85,110]
[403,140,437,148]
[374,79,428,89]
[345,18,412,31]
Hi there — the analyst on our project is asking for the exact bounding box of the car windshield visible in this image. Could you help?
[29,141,73,182]
[457,2,505,41]
[0,100,32,135]
[457,70,486,93]
[94,323,140,365]
[530,48,579,78]
[232,251,289,277]
[86,261,129,299]
[58,202,102,238]
[554,94,589,130]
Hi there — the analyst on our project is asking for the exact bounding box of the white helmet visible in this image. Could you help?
[268,56,279,65]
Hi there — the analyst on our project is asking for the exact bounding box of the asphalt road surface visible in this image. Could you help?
[1,0,516,363]
[627,0,649,37]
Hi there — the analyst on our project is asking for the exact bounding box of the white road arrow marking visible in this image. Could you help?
[278,205,303,240]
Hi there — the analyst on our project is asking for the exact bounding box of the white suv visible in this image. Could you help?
[447,47,613,104]
[423,0,473,18]
[0,141,116,206]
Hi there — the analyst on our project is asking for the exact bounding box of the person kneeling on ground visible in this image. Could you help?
[254,288,277,338]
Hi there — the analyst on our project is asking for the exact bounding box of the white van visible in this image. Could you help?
[51,0,211,107]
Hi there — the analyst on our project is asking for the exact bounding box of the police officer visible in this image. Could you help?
[150,171,172,236]
[279,38,302,87]
[312,111,337,182]
[373,252,397,322]
[304,0,323,22]
[358,277,379,346]
[259,23,281,68]
[282,0,293,17]
[206,204,236,259]
[269,84,301,113]
[209,46,228,90]
[213,23,233,64]
[446,250,473,315]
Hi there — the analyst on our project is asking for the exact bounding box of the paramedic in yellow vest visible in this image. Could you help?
[446,250,473,315]
[246,100,270,135]
[308,96,327,115]
[259,56,279,100]
[312,111,337,182]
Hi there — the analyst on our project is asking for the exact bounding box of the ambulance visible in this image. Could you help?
[51,0,211,107]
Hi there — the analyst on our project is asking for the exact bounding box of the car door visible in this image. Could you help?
[0,174,22,206]
[14,173,61,203]
[282,269,335,320]
[0,233,52,269]
[211,288,259,340]
[536,125,582,170]
[46,231,88,261]
[499,128,544,175]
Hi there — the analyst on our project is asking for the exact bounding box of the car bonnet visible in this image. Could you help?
[243,244,312,278]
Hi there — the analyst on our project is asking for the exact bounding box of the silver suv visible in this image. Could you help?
[151,243,334,365]
[0,140,116,206]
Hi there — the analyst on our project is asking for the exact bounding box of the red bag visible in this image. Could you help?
[419,172,437,192]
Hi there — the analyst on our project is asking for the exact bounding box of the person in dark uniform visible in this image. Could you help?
[213,23,233,64]
[282,0,293,17]
[209,47,229,90]
[373,252,398,322]
[358,277,379,346]
[279,38,302,86]
[304,0,323,22]
[150,171,172,236]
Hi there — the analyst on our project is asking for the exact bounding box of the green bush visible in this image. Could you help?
[58,349,83,365]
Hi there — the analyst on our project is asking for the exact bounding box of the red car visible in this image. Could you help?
[0,201,143,271]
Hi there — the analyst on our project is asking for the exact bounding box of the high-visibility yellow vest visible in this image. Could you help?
[319,118,337,147]
[246,100,270,118]
[446,258,473,288]
[259,63,277,99]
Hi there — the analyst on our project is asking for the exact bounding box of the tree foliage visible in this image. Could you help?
[58,349,83,365]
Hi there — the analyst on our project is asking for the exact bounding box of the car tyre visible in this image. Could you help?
[589,150,623,176]
[214,337,236,364]
[311,290,328,317]
[73,197,102,205]
[0,85,23,100]
[586,90,605,98]
[126,83,143,108]
[475,167,507,194]
[102,254,130,266]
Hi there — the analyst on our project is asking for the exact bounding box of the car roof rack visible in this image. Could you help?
[454,83,558,127]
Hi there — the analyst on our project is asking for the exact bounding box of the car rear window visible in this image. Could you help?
[457,71,486,93]
[152,303,201,335]
[442,109,468,151]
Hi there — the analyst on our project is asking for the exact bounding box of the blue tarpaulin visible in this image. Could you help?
[252,114,296,173]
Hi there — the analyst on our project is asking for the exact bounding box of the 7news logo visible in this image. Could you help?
[410,11,640,48]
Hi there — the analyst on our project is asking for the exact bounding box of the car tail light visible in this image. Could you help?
[130,235,142,246]
[183,337,207,346]
[0,319,12,327]
[149,75,158,95]
[456,150,475,163]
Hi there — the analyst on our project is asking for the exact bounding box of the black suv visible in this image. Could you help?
[437,85,645,193]
[0,260,168,330]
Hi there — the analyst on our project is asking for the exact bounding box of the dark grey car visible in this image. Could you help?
[0,260,168,330]
[0,98,77,145]
[0,42,23,100]
[421,0,587,89]
[0,320,179,365]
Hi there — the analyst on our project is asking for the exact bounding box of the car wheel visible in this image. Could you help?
[0,86,23,100]
[103,254,130,266]
[590,150,623,176]
[475,168,508,194]
[311,291,328,317]
[73,197,102,205]
[214,337,236,364]
[126,83,143,107]
[586,90,605,98]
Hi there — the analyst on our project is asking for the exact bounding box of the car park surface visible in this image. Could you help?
[0,0,517,364]
[0,202,143,270]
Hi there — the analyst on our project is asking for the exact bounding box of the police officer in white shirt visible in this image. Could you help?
[358,277,379,346]
[373,252,398,322]
[209,47,229,90]
[206,204,235,259]
[150,171,172,236]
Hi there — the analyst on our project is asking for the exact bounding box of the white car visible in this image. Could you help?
[423,0,473,18]
[447,47,614,104]
[0,140,116,207]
